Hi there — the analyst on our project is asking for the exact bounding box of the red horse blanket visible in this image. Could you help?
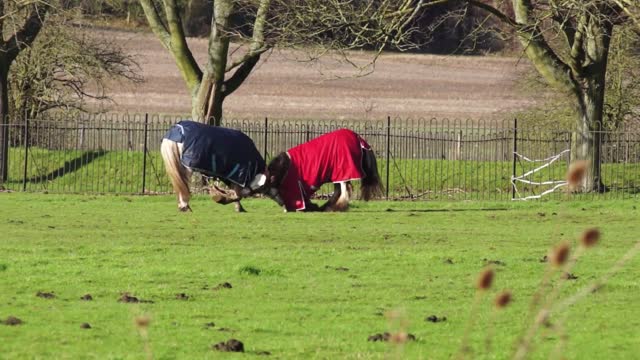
[279,129,371,211]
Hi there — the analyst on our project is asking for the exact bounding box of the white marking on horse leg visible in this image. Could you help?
[177,166,192,210]
[234,201,247,213]
[334,182,350,211]
[178,192,190,210]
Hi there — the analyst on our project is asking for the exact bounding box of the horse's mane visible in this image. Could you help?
[266,152,290,188]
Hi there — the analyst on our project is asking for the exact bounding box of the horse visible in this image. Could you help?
[161,121,268,212]
[264,128,383,212]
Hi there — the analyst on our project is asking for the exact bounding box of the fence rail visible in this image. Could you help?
[1,114,639,201]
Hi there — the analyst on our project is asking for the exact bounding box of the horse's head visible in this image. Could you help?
[259,152,291,207]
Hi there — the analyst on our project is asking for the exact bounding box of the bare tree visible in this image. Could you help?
[11,18,142,119]
[0,1,49,182]
[447,0,640,192]
[138,0,425,126]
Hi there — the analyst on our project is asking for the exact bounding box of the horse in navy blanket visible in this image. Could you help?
[265,129,383,212]
[161,121,267,212]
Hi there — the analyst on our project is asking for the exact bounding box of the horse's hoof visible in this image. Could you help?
[179,205,192,212]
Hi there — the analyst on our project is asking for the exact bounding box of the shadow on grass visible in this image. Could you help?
[28,150,108,183]
[380,208,510,212]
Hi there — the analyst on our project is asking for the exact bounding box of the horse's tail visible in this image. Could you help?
[360,149,384,201]
[161,138,190,204]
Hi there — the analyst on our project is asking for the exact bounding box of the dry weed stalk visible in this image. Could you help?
[566,160,588,192]
[512,161,591,358]
[455,267,495,359]
[485,290,513,354]
[541,236,639,360]
[134,314,153,360]
[385,309,411,360]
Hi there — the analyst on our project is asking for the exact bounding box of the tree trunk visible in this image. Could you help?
[191,79,225,126]
[571,88,606,192]
[0,60,10,183]
[569,16,612,193]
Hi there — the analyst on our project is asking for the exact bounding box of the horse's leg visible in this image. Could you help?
[177,167,192,212]
[234,200,247,213]
[161,139,192,212]
[332,181,350,211]
[321,183,343,212]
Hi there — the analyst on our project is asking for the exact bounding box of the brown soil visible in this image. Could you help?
[92,29,536,121]
[118,293,139,303]
[80,323,92,329]
[213,339,244,352]
[483,259,506,266]
[175,293,190,300]
[3,316,23,326]
[80,294,93,301]
[36,291,55,299]
[118,292,154,303]
[325,265,349,271]
[213,282,233,290]
[425,315,447,323]
[368,332,416,342]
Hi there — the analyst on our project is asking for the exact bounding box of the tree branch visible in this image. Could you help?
[5,3,49,62]
[466,0,517,28]
[138,0,171,48]
[225,0,271,72]
[139,0,202,95]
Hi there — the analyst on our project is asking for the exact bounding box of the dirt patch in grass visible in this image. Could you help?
[483,259,506,266]
[80,294,93,301]
[80,323,92,329]
[563,272,579,280]
[3,316,23,326]
[36,291,55,299]
[213,339,244,352]
[368,332,416,342]
[118,293,154,303]
[213,282,233,290]
[425,315,447,323]
[175,293,190,300]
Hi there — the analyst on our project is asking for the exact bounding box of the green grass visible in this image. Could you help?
[4,147,640,200]
[1,194,639,359]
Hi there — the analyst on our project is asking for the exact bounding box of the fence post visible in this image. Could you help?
[263,117,269,159]
[386,116,391,200]
[22,113,29,191]
[511,118,518,200]
[142,113,149,194]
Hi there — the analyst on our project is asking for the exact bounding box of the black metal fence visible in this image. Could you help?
[1,114,639,200]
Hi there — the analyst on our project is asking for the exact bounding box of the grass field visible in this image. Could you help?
[1,194,639,359]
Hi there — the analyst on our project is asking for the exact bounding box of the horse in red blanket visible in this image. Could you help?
[265,129,383,212]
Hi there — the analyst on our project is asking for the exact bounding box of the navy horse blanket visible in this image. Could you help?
[163,121,265,188]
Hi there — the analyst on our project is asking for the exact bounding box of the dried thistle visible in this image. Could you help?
[566,161,588,188]
[495,291,512,309]
[135,315,151,329]
[477,268,495,290]
[580,228,600,248]
[390,332,409,344]
[549,243,570,267]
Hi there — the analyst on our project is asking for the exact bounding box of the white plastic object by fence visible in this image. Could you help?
[511,149,570,201]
